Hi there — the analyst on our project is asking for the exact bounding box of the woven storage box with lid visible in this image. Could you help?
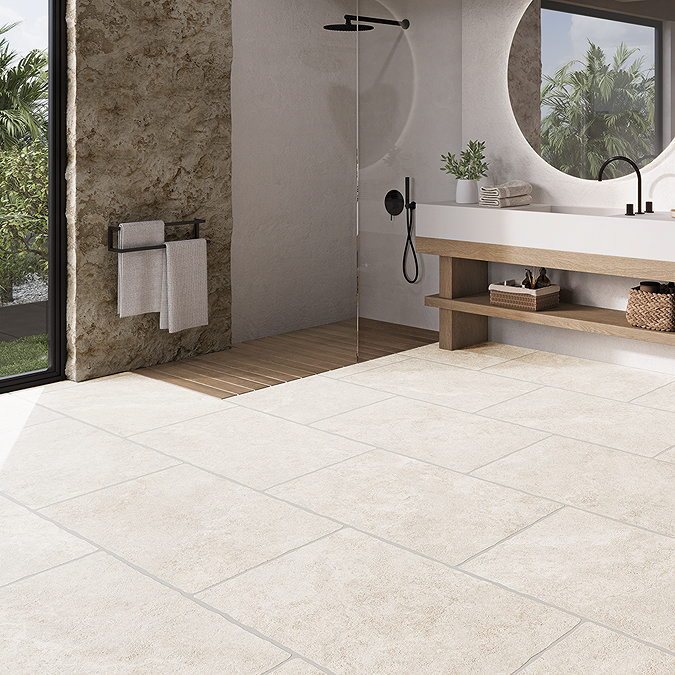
[488,280,560,312]
[626,286,675,332]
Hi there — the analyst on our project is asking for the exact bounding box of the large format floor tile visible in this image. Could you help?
[0,417,179,508]
[312,396,548,472]
[462,508,675,651]
[270,450,560,564]
[233,374,393,424]
[199,529,578,675]
[519,622,675,674]
[405,341,535,370]
[339,358,540,412]
[481,386,675,454]
[132,407,372,490]
[41,464,340,593]
[0,497,96,587]
[473,435,675,536]
[483,350,674,401]
[0,552,288,674]
[28,373,230,436]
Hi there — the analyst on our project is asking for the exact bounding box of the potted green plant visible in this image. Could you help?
[440,140,489,204]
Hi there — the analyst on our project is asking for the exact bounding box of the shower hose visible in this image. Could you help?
[403,178,419,284]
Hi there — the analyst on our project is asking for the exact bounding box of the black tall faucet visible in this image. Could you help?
[597,156,642,215]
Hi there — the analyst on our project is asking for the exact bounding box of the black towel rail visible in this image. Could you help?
[108,219,206,253]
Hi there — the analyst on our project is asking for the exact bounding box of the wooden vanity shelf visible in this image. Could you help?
[417,237,675,350]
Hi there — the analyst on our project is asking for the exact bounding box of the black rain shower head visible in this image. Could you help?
[324,15,410,32]
[324,22,374,31]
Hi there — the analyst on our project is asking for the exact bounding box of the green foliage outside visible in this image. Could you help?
[0,334,48,377]
[541,42,655,180]
[0,23,48,305]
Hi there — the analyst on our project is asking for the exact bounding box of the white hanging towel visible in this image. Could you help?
[160,238,208,333]
[117,221,165,317]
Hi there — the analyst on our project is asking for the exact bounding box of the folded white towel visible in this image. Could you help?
[117,221,165,318]
[160,239,208,333]
[480,180,533,199]
[479,194,533,208]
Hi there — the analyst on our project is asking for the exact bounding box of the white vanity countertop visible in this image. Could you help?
[416,202,675,262]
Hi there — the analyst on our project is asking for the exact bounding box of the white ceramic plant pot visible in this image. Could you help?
[455,179,478,204]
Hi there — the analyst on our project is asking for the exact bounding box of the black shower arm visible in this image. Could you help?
[344,14,410,29]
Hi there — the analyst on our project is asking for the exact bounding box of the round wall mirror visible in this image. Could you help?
[508,0,675,180]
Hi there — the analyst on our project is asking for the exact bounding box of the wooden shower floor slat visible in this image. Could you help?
[135,318,439,399]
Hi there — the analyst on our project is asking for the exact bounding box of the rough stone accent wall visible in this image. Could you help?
[508,0,541,154]
[65,0,232,381]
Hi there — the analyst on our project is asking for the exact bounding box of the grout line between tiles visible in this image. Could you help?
[263,450,375,492]
[509,620,585,674]
[456,506,567,567]
[0,549,101,591]
[0,489,336,674]
[195,527,346,594]
[33,463,185,510]
[467,433,555,474]
[261,657,337,675]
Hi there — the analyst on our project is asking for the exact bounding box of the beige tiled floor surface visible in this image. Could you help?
[2,343,675,674]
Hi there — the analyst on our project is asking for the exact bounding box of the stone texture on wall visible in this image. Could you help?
[508,0,541,154]
[66,0,232,381]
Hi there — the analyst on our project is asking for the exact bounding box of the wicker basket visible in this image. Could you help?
[626,286,675,332]
[488,280,560,312]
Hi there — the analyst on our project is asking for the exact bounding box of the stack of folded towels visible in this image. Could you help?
[479,180,533,208]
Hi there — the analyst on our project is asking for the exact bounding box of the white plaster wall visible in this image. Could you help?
[230,0,357,343]
[461,0,675,373]
[357,0,463,329]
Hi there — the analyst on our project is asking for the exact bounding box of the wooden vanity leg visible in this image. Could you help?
[438,257,488,350]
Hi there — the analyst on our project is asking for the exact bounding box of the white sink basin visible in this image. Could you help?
[416,202,675,261]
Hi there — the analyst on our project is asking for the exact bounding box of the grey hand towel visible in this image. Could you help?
[480,180,533,198]
[117,221,165,317]
[160,238,208,333]
[479,194,533,208]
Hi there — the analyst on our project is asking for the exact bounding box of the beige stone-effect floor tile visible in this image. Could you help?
[483,350,674,401]
[405,341,535,370]
[482,387,675,454]
[0,417,179,508]
[0,392,61,432]
[340,358,540,413]
[233,374,393,424]
[462,508,675,651]
[270,450,559,564]
[632,380,675,413]
[200,529,577,675]
[31,372,230,436]
[0,497,96,587]
[272,660,327,675]
[520,622,675,674]
[41,464,340,594]
[312,396,548,473]
[322,353,411,379]
[0,552,288,674]
[473,435,675,536]
[132,407,372,490]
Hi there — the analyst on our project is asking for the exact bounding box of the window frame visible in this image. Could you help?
[0,0,67,394]
[541,0,664,157]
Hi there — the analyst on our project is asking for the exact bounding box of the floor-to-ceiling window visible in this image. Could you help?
[0,0,65,393]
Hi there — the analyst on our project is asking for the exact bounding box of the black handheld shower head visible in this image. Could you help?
[324,15,409,32]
